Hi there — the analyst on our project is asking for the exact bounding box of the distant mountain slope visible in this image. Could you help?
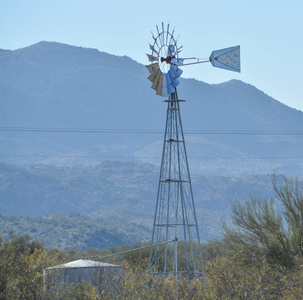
[0,212,150,250]
[0,161,276,216]
[1,42,303,176]
[3,162,300,243]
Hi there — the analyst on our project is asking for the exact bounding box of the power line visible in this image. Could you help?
[0,154,302,160]
[0,127,303,135]
[0,127,162,134]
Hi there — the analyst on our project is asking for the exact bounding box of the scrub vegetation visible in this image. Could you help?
[1,177,303,299]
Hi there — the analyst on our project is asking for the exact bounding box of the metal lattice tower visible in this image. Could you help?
[145,23,240,287]
[147,91,206,285]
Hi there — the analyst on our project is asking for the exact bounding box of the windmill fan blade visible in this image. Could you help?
[161,75,169,97]
[170,64,183,79]
[155,73,164,96]
[167,45,176,57]
[209,46,240,72]
[146,63,159,74]
[151,71,162,90]
[172,45,183,56]
[168,69,180,88]
[149,44,159,55]
[165,73,176,94]
[146,54,159,62]
[148,68,160,83]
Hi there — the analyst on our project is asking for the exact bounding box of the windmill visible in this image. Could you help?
[145,23,240,286]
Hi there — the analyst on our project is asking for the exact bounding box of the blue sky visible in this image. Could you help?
[1,0,303,111]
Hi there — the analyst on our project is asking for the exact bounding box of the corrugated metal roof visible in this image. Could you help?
[46,259,120,270]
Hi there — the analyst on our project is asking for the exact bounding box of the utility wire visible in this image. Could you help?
[1,127,302,159]
[87,239,176,261]
[1,127,303,135]
[0,154,302,160]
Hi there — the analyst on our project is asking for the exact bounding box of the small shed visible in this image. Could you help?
[43,259,122,294]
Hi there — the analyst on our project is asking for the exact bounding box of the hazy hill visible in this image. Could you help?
[1,42,303,176]
[0,212,151,250]
[0,161,277,216]
[2,161,299,246]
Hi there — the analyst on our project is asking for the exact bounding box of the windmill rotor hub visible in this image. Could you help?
[160,56,172,64]
[158,45,171,74]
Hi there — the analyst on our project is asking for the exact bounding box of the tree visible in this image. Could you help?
[273,176,303,262]
[222,176,303,298]
[0,233,61,299]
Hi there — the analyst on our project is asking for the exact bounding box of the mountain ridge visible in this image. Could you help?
[1,41,302,176]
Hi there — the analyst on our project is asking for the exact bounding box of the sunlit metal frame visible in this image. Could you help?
[146,23,240,288]
[146,90,206,287]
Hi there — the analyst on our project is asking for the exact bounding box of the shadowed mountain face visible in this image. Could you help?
[1,162,302,245]
[1,41,303,176]
[2,161,296,245]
